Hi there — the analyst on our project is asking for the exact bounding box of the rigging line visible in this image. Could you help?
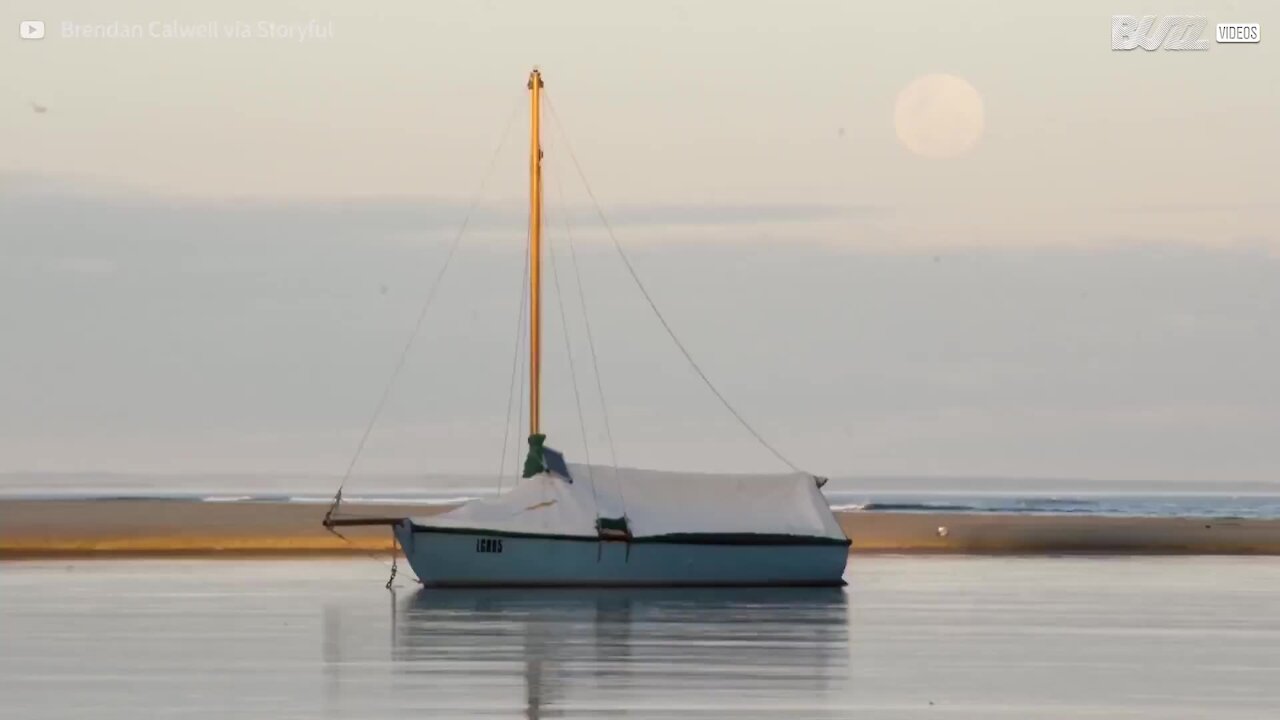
[497,234,531,494]
[331,94,525,507]
[544,92,805,475]
[545,191,600,517]
[326,525,398,571]
[516,294,529,480]
[547,153,626,516]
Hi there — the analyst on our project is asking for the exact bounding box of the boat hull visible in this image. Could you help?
[394,522,849,587]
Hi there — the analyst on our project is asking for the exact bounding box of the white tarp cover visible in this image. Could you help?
[412,464,846,541]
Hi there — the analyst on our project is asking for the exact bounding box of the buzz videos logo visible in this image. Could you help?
[1112,16,1209,50]
[1112,16,1261,50]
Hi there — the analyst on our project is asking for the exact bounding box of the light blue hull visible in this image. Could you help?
[393,522,849,587]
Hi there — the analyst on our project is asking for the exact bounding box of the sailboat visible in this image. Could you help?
[325,69,849,587]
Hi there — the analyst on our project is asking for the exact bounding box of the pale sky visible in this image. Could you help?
[1,1,1277,482]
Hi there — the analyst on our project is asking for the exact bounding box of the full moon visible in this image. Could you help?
[894,74,984,159]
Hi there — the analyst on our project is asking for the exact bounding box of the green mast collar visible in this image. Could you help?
[522,433,547,478]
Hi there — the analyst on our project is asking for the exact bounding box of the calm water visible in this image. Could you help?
[6,473,1280,518]
[2,557,1278,719]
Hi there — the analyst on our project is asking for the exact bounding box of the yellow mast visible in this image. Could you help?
[528,68,544,436]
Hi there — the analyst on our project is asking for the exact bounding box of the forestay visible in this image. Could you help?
[411,463,846,541]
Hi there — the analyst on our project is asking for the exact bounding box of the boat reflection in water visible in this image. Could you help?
[391,587,849,718]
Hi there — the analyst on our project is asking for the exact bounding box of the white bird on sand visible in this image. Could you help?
[936,526,949,537]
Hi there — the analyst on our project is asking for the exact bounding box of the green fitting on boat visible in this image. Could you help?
[522,433,548,478]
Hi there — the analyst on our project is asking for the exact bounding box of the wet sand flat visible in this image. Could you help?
[4,498,1280,556]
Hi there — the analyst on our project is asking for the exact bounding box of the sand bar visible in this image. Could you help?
[2,499,1279,557]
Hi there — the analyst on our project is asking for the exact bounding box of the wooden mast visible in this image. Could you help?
[528,68,544,436]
